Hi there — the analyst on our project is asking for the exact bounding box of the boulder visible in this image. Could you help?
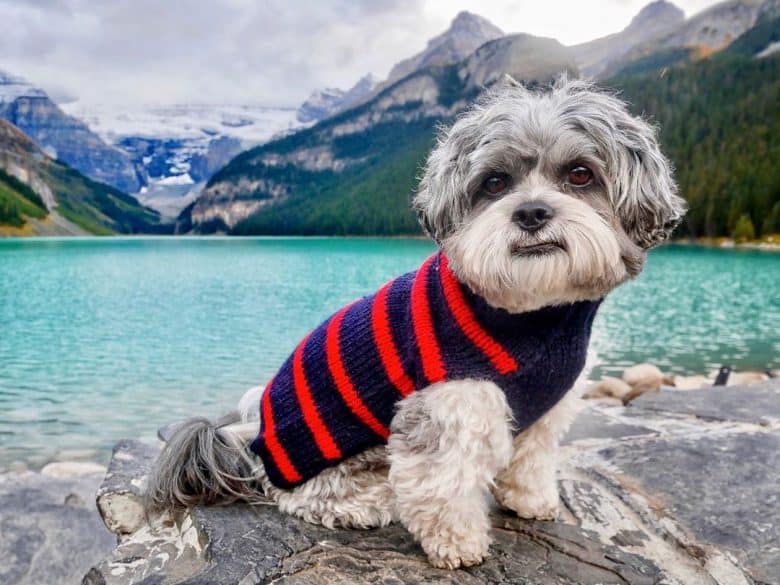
[621,363,672,402]
[726,371,769,386]
[84,381,780,584]
[584,376,632,401]
[671,374,712,390]
[40,461,107,479]
[96,439,160,537]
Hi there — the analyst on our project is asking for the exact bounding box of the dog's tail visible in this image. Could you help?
[145,414,264,513]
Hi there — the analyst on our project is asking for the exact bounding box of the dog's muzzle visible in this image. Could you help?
[512,201,555,233]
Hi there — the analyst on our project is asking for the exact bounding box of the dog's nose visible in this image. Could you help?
[513,201,554,232]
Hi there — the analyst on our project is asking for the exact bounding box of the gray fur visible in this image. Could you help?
[145,417,265,513]
[414,76,686,248]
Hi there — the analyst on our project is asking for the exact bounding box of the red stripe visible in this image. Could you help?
[293,335,342,460]
[371,280,416,397]
[326,305,389,439]
[260,380,302,484]
[411,255,447,384]
[439,255,519,375]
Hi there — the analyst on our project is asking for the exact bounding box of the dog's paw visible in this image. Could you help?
[496,485,560,521]
[422,532,490,569]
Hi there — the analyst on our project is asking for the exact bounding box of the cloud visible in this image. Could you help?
[0,0,720,107]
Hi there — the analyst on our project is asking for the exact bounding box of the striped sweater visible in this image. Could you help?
[250,252,600,488]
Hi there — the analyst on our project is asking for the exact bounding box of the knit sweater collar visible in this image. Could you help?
[432,251,601,340]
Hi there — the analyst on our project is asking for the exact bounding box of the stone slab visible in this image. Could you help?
[563,407,656,444]
[0,470,115,585]
[629,381,780,425]
[598,431,780,584]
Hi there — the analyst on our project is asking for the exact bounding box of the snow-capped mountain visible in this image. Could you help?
[0,69,142,193]
[297,74,379,123]
[62,102,302,216]
[0,70,47,102]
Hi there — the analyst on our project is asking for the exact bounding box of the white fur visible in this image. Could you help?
[153,78,684,570]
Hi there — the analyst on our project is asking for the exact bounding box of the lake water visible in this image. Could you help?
[0,237,777,470]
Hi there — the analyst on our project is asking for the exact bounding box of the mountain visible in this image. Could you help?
[0,70,142,194]
[297,74,380,123]
[182,1,779,239]
[296,12,502,125]
[0,119,163,236]
[604,0,778,77]
[572,1,685,77]
[61,102,301,217]
[607,14,780,239]
[384,11,504,87]
[180,31,576,234]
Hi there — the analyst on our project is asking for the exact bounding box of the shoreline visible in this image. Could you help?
[1,233,779,249]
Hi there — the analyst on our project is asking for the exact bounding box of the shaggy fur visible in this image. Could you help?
[146,77,686,569]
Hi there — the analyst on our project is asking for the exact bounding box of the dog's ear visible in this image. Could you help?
[610,110,687,248]
[413,114,482,243]
[562,82,687,248]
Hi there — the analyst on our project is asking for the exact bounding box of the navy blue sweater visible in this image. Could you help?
[250,253,600,488]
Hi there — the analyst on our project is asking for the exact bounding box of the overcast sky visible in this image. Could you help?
[0,0,721,107]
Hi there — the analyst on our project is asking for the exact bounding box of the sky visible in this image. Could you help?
[0,0,722,108]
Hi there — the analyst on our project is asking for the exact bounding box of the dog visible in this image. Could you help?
[147,77,686,570]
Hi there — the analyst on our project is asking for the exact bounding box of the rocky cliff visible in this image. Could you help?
[601,0,780,77]
[572,0,685,77]
[297,74,379,123]
[0,119,162,235]
[383,11,504,88]
[0,70,142,194]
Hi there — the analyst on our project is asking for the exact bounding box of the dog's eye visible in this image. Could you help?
[567,165,593,187]
[483,173,509,195]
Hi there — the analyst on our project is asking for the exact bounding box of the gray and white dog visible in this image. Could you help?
[148,77,686,569]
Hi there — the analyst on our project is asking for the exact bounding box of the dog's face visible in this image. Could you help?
[414,78,687,313]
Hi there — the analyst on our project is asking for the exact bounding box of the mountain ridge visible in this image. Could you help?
[0,119,163,236]
[0,70,143,194]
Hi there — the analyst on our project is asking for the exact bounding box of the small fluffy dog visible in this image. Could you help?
[148,77,686,569]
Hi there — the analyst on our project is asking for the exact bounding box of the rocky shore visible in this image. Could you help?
[2,373,778,584]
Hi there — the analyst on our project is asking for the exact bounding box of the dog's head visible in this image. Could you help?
[413,77,686,313]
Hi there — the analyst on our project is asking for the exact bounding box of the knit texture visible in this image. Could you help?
[250,252,601,488]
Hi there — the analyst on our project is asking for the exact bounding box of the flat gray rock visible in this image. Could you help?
[629,380,780,425]
[563,408,656,444]
[0,471,115,585]
[86,382,780,584]
[598,431,780,584]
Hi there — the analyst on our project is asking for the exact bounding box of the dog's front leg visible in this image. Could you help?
[493,388,582,520]
[387,379,513,569]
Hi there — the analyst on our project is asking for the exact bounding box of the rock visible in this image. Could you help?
[96,439,160,537]
[628,379,779,426]
[672,374,712,390]
[0,470,114,585]
[726,371,769,386]
[621,363,672,402]
[85,381,780,584]
[41,461,107,478]
[584,376,632,400]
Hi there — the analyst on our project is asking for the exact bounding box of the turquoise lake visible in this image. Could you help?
[0,237,778,470]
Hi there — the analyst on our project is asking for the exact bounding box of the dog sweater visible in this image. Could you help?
[250,252,601,488]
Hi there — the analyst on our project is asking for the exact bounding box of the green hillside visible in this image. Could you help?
[195,18,780,240]
[0,119,166,235]
[608,19,780,238]
[230,117,437,235]
[44,162,163,235]
[0,169,47,227]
